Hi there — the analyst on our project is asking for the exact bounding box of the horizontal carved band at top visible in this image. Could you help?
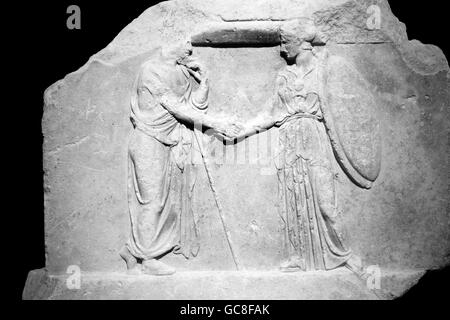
[191,21,282,47]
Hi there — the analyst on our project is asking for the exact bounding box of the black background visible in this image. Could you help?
[10,0,449,305]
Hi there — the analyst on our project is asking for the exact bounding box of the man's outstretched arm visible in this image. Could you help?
[160,93,241,140]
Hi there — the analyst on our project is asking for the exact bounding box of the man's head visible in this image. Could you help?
[162,40,193,65]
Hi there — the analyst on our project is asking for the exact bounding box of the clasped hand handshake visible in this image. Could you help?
[184,58,248,142]
[213,117,245,142]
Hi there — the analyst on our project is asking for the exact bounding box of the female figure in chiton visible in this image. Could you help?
[237,23,363,273]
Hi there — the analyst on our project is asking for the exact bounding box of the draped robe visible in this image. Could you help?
[275,61,352,271]
[126,55,205,260]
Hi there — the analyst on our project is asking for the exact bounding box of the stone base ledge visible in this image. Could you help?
[23,268,425,300]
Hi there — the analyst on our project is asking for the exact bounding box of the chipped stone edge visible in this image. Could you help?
[37,0,450,297]
[23,268,430,300]
[42,0,449,100]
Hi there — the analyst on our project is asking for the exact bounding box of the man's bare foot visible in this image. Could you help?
[280,255,305,273]
[142,259,176,276]
[119,246,141,274]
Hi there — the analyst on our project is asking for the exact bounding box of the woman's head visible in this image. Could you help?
[279,20,326,62]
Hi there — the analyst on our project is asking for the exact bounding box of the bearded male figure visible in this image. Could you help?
[120,42,240,275]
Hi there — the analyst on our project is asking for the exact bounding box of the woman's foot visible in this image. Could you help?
[142,259,176,276]
[344,254,366,278]
[280,255,305,273]
[119,246,141,275]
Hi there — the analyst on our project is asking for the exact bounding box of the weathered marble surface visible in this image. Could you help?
[23,268,425,300]
[27,0,449,299]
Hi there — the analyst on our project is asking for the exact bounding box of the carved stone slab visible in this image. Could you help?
[25,0,450,300]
